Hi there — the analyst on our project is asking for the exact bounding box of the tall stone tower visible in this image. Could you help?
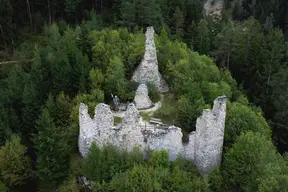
[132,27,169,93]
[194,96,227,174]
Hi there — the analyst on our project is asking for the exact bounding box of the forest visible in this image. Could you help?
[0,0,288,191]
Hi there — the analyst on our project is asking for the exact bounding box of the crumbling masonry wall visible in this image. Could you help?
[78,96,227,174]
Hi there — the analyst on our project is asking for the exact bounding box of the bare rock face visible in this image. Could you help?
[132,27,169,93]
[194,96,227,174]
[134,84,152,109]
[203,0,224,20]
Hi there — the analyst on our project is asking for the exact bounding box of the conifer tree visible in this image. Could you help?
[0,135,31,188]
[120,0,136,31]
[33,108,70,186]
[195,19,211,54]
[172,7,185,39]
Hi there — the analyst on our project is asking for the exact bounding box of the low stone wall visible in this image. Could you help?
[78,96,227,174]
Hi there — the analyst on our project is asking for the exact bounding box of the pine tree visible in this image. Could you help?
[0,135,31,188]
[0,0,13,52]
[172,7,184,39]
[33,108,70,187]
[184,21,197,50]
[120,0,136,31]
[195,19,211,55]
[212,21,236,69]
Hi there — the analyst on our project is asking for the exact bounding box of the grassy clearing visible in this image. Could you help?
[114,116,122,126]
[140,112,151,121]
[153,93,177,125]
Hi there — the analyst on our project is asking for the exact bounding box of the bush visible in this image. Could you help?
[148,150,170,168]
[224,102,271,148]
[0,135,31,188]
[83,143,143,182]
[147,83,161,103]
[208,168,226,192]
[223,132,285,191]
[58,176,80,192]
[0,182,8,192]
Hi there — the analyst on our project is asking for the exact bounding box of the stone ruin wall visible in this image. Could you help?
[133,84,152,109]
[78,96,227,174]
[131,27,169,93]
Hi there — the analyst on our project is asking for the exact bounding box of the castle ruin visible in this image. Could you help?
[78,27,227,174]
[79,96,226,174]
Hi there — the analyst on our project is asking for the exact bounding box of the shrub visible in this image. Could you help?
[0,135,31,187]
[147,83,161,103]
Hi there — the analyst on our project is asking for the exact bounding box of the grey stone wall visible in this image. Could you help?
[78,96,227,174]
[131,27,169,93]
[194,96,227,174]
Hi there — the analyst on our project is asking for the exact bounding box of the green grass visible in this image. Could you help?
[153,93,177,125]
[114,116,122,126]
[140,112,151,121]
[69,153,83,175]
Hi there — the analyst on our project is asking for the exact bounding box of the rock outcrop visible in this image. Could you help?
[203,0,224,19]
[132,27,169,93]
[79,96,227,174]
[134,84,153,109]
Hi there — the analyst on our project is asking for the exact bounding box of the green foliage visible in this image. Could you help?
[0,182,7,192]
[208,168,226,192]
[33,107,70,186]
[172,156,198,174]
[154,94,177,125]
[0,135,31,188]
[148,150,170,168]
[225,102,271,148]
[172,7,185,39]
[1,7,288,190]
[92,156,208,192]
[71,89,104,123]
[83,143,143,182]
[213,17,288,152]
[147,83,161,103]
[139,112,151,122]
[58,176,81,192]
[223,131,287,191]
[105,56,129,100]
[114,116,122,126]
[119,0,136,31]
[195,19,211,55]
